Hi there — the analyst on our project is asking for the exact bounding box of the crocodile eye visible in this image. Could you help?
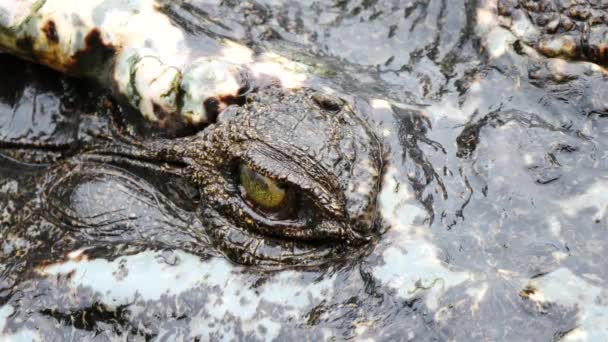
[239,164,287,211]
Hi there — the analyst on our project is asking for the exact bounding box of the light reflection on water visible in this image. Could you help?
[1,0,608,340]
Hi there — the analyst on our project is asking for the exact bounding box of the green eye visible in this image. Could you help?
[239,164,286,210]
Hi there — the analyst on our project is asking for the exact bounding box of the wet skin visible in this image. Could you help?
[0,0,247,127]
[5,1,608,340]
[95,86,384,266]
[498,0,608,65]
[0,55,383,267]
[0,1,384,267]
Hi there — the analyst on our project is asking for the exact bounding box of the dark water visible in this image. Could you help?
[1,0,607,340]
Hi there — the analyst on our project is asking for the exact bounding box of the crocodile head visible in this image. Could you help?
[163,86,384,266]
[0,56,384,269]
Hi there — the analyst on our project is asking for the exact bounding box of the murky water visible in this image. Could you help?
[1,0,608,340]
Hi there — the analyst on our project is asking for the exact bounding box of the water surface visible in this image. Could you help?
[1,0,607,340]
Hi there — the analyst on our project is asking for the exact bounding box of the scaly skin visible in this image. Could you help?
[136,86,384,265]
[0,54,384,267]
[0,1,385,266]
[0,0,254,129]
[497,0,608,66]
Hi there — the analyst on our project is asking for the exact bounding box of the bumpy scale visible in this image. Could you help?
[0,2,385,266]
[498,0,608,66]
[0,0,252,128]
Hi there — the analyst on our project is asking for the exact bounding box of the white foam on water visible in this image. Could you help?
[0,305,42,342]
[40,250,207,303]
[556,178,608,222]
[526,268,608,341]
[39,249,337,340]
[0,305,11,333]
[188,258,337,340]
[372,238,472,311]
[373,166,473,310]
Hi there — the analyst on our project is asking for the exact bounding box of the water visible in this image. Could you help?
[1,0,607,340]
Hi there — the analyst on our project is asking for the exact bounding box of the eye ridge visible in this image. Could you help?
[172,87,381,266]
[238,140,348,218]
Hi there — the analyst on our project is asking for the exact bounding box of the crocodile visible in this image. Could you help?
[3,1,608,341]
[0,1,384,267]
[496,0,608,66]
[0,0,315,130]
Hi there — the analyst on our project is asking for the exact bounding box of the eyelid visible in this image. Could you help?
[237,142,346,218]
